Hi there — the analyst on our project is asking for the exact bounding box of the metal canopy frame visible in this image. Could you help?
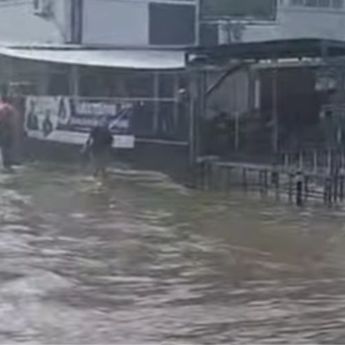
[186,39,345,65]
[186,39,345,163]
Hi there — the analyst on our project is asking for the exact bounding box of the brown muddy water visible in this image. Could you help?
[0,162,345,344]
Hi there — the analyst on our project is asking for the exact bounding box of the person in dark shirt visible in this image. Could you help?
[0,118,13,171]
[84,118,113,178]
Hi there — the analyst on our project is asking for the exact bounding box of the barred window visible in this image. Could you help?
[290,0,343,8]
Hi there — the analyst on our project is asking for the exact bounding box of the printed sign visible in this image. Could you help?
[25,96,135,148]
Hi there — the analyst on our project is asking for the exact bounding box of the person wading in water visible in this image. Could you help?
[0,96,18,172]
[83,117,113,178]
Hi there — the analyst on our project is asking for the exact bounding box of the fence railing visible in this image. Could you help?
[277,149,345,175]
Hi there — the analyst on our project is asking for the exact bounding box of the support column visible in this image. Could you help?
[197,69,206,159]
[153,71,160,134]
[173,73,179,130]
[272,64,279,153]
[37,63,50,96]
[188,71,196,166]
[70,65,80,97]
[188,68,206,166]
[234,111,240,151]
[234,73,239,151]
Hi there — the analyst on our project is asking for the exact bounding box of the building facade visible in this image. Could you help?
[0,0,198,47]
[201,0,345,44]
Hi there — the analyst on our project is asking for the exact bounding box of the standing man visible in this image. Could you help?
[0,96,18,172]
[84,117,113,178]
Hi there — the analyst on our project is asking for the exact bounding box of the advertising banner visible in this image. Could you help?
[25,96,135,148]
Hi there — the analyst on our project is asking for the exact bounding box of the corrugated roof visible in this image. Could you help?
[0,47,186,70]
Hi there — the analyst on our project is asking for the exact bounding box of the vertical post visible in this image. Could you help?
[70,65,80,98]
[198,70,207,159]
[37,63,50,96]
[313,149,318,174]
[299,152,303,170]
[333,175,339,203]
[272,170,280,200]
[195,0,201,46]
[212,162,221,190]
[70,0,83,44]
[235,111,240,151]
[337,128,343,147]
[259,170,264,195]
[153,71,160,134]
[324,176,332,206]
[272,64,279,153]
[264,169,269,195]
[234,71,240,151]
[339,172,345,201]
[227,167,232,192]
[288,173,293,203]
[173,73,179,134]
[7,57,14,88]
[284,153,289,170]
[304,175,309,203]
[341,151,344,172]
[242,168,247,191]
[327,149,332,175]
[189,97,196,166]
[188,69,205,169]
[296,172,303,207]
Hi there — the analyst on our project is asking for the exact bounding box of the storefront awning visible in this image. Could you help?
[0,46,186,70]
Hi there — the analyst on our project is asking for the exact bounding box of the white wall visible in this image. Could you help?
[276,3,345,41]
[82,0,197,46]
[0,0,70,46]
[219,0,345,43]
[82,0,148,46]
[0,0,197,47]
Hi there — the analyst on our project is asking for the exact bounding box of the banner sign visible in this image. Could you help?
[25,96,135,148]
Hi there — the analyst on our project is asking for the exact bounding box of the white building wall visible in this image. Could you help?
[0,0,197,47]
[0,0,70,46]
[82,0,197,46]
[82,0,148,46]
[218,0,345,43]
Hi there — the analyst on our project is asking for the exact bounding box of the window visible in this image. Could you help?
[290,0,343,8]
[201,0,277,20]
[332,0,343,8]
[319,0,331,7]
[149,3,196,45]
[290,0,304,5]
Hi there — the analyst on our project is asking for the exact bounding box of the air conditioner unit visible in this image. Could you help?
[33,0,53,18]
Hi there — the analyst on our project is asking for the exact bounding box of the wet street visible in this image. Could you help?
[1,162,345,344]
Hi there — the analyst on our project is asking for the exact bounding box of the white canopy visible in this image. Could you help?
[0,46,186,70]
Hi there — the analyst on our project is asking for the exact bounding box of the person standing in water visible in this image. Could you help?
[0,96,18,172]
[84,117,113,177]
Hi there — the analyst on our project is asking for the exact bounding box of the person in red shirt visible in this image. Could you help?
[0,96,18,172]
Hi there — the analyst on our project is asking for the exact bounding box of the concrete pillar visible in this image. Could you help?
[153,71,160,133]
[70,65,80,98]
[272,64,279,153]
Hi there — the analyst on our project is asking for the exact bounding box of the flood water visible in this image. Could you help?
[1,162,345,344]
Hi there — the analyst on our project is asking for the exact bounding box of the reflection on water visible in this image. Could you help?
[0,162,345,344]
